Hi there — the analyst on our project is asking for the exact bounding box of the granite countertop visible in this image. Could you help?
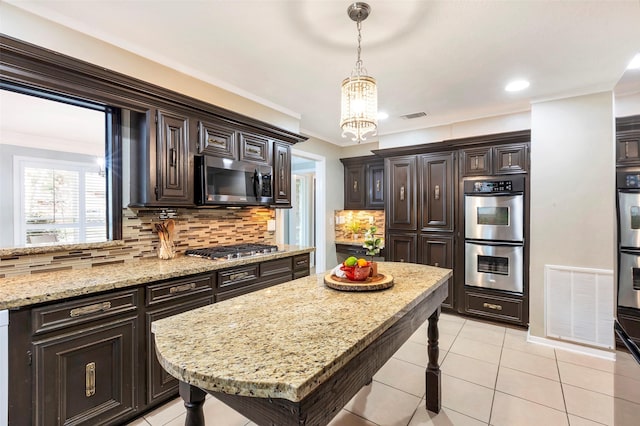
[152,262,451,402]
[0,245,314,310]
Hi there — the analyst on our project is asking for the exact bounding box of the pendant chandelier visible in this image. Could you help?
[340,2,377,143]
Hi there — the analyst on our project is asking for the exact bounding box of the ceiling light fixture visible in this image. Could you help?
[505,80,530,92]
[340,2,377,143]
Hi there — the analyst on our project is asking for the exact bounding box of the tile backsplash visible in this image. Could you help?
[0,207,275,277]
[334,210,385,241]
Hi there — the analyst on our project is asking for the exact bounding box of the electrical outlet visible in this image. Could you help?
[267,219,276,232]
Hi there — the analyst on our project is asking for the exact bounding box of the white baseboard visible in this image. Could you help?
[527,331,617,361]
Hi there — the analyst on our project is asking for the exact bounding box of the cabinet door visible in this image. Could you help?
[274,142,292,206]
[419,234,454,308]
[197,120,237,159]
[344,164,366,209]
[146,296,212,405]
[494,144,528,174]
[461,147,492,176]
[156,110,192,204]
[617,129,640,166]
[387,156,417,230]
[239,132,271,164]
[366,162,385,209]
[386,232,417,263]
[420,153,453,231]
[33,317,138,426]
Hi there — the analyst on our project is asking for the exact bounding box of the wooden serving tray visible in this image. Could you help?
[324,273,394,292]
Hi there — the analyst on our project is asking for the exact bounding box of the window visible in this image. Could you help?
[14,157,106,246]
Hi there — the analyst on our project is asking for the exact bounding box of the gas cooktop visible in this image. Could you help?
[185,243,279,260]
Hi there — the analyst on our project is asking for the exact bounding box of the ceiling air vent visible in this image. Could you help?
[400,112,427,119]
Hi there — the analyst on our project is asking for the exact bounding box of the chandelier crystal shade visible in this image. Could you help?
[340,2,378,143]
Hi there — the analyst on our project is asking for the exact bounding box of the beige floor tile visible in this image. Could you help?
[393,339,429,367]
[328,409,377,425]
[500,347,560,381]
[614,351,640,381]
[503,332,557,359]
[144,397,185,426]
[458,324,505,347]
[374,357,427,397]
[440,313,466,324]
[496,366,565,411]
[163,414,187,426]
[438,319,465,336]
[490,391,569,426]
[558,361,614,396]
[504,325,528,336]
[408,403,487,426]
[612,397,640,426]
[449,336,503,365]
[201,397,250,425]
[441,352,498,388]
[556,349,616,373]
[343,381,421,426]
[612,374,640,405]
[461,318,503,331]
[563,383,614,425]
[126,418,150,426]
[568,414,606,426]
[409,324,428,344]
[441,374,494,423]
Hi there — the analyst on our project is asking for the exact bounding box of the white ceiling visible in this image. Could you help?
[5,0,640,147]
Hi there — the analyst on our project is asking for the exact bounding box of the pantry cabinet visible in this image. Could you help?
[386,156,417,230]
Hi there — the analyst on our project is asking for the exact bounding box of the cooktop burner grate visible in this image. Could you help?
[185,243,279,260]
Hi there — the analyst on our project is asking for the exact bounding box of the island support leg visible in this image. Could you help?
[426,307,441,413]
[179,381,207,426]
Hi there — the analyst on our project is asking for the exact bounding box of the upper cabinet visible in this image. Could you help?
[420,152,454,232]
[273,141,292,207]
[340,156,385,210]
[197,120,237,159]
[386,155,417,230]
[616,115,640,167]
[461,143,528,177]
[239,131,272,165]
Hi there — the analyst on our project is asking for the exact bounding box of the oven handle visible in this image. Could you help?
[463,192,524,197]
[465,240,524,247]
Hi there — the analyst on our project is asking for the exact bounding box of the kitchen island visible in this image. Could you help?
[152,262,451,425]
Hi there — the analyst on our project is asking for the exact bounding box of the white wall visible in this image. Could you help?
[529,91,616,337]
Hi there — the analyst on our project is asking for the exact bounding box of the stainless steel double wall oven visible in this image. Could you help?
[464,176,525,293]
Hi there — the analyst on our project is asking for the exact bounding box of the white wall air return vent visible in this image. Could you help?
[400,112,427,119]
[545,265,614,349]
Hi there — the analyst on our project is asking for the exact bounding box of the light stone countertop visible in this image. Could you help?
[152,262,451,402]
[0,245,314,310]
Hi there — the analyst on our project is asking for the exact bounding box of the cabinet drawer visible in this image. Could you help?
[146,274,213,307]
[293,269,310,280]
[217,265,259,290]
[239,132,271,164]
[32,289,139,335]
[293,253,310,271]
[465,291,523,324]
[261,258,292,279]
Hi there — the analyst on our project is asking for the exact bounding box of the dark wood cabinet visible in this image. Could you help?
[464,290,525,325]
[274,141,292,206]
[386,156,417,230]
[616,116,640,166]
[156,109,192,204]
[461,143,528,177]
[420,153,454,232]
[293,253,311,279]
[386,232,417,263]
[341,156,384,210]
[197,120,237,159]
[145,274,213,405]
[419,234,454,308]
[29,289,141,426]
[239,131,271,164]
[461,146,491,176]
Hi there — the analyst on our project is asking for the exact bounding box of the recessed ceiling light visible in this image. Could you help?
[628,53,640,70]
[505,80,530,92]
[377,111,389,120]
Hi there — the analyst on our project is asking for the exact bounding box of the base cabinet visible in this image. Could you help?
[386,232,417,263]
[419,234,454,308]
[464,290,525,325]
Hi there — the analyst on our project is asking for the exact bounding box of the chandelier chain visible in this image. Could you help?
[355,20,363,76]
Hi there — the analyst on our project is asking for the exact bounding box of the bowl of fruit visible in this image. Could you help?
[340,256,372,281]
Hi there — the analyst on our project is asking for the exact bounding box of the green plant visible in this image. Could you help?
[362,226,384,256]
[347,220,362,235]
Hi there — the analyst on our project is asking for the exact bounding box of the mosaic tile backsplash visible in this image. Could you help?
[0,207,275,277]
[334,210,385,241]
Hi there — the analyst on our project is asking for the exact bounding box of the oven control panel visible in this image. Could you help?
[464,175,525,194]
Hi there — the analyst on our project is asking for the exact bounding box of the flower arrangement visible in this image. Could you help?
[347,220,362,237]
[362,226,384,257]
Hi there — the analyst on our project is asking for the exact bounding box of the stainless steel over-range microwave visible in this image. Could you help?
[195,155,273,206]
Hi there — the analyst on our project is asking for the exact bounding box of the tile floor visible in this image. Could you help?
[127,313,640,426]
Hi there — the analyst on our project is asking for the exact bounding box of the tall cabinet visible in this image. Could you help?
[377,130,530,325]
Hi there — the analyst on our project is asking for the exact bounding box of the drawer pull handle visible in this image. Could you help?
[86,362,96,397]
[170,148,177,167]
[474,156,479,170]
[229,272,249,281]
[70,301,112,318]
[400,185,405,201]
[508,152,513,167]
[353,179,358,192]
[296,260,307,265]
[434,185,440,200]
[170,282,197,294]
[483,303,503,311]
[376,179,381,192]
[434,262,440,267]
